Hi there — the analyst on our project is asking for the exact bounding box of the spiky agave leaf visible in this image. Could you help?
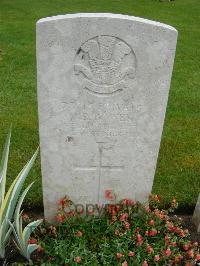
[14,182,34,237]
[0,147,39,226]
[5,147,39,220]
[0,129,12,258]
[10,182,43,261]
[0,148,39,250]
[0,134,39,259]
[22,219,43,246]
[0,128,11,206]
[27,244,38,259]
[0,219,12,258]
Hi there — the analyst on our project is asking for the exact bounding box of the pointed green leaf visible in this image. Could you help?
[8,220,24,252]
[2,226,12,246]
[0,175,18,225]
[1,148,39,222]
[0,218,9,245]
[22,219,43,245]
[27,244,38,259]
[14,182,34,235]
[0,128,11,205]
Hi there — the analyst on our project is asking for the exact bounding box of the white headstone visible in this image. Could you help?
[192,194,200,232]
[36,13,178,222]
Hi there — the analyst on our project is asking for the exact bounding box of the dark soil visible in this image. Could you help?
[180,215,200,242]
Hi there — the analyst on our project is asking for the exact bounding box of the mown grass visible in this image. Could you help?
[0,0,199,210]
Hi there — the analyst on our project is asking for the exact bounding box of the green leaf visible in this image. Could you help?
[0,218,9,246]
[22,219,43,245]
[14,182,34,236]
[4,147,39,221]
[0,128,11,206]
[8,220,25,256]
[27,244,38,259]
[0,131,39,260]
[2,225,12,246]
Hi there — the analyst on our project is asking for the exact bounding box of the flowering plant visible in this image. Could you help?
[36,191,199,265]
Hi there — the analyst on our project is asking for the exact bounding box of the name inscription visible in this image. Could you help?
[70,101,136,139]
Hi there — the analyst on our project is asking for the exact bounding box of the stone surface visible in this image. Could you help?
[36,13,178,222]
[192,194,200,232]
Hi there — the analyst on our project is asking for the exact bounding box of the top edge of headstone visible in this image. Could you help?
[37,13,177,33]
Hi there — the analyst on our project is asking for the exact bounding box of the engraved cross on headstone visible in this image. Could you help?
[74,142,124,202]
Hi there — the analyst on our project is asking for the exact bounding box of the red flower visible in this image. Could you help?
[58,196,68,206]
[124,221,130,230]
[55,213,65,223]
[146,245,153,254]
[105,189,114,200]
[142,260,148,266]
[164,248,171,257]
[122,261,128,266]
[179,230,186,237]
[67,210,76,217]
[121,198,135,206]
[148,229,157,236]
[187,249,194,258]
[148,219,154,226]
[119,213,128,221]
[183,244,190,251]
[196,254,200,260]
[136,234,143,245]
[111,209,117,216]
[128,251,135,257]
[59,199,65,206]
[74,257,81,263]
[28,238,37,244]
[116,253,124,260]
[173,226,181,233]
[172,241,177,247]
[108,204,121,216]
[154,255,160,262]
[185,263,192,266]
[165,235,170,245]
[107,204,115,215]
[115,205,121,213]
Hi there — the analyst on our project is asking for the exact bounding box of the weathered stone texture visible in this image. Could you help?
[36,13,178,222]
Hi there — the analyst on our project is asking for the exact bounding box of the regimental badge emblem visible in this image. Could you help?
[74,35,137,96]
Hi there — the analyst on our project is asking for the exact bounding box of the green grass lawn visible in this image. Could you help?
[0,0,199,211]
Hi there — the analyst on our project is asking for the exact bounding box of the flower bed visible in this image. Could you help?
[31,193,200,265]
